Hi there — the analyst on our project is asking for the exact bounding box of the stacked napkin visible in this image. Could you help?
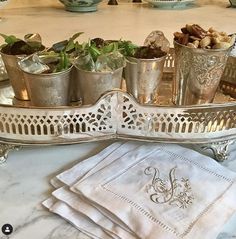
[43,141,236,239]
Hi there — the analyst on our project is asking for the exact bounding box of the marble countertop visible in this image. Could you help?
[0,142,111,239]
[0,0,236,238]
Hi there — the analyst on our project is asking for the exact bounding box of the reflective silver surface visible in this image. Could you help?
[124,55,166,104]
[19,54,50,74]
[74,67,123,105]
[0,74,234,107]
[1,52,30,100]
[173,41,231,105]
[0,55,8,82]
[220,55,236,98]
[0,89,235,145]
[21,66,72,107]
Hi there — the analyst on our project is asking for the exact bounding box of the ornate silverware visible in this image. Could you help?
[0,49,235,161]
[173,41,231,105]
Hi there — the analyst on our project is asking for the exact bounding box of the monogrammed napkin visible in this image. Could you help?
[52,141,144,239]
[43,142,236,239]
[44,142,142,239]
[71,143,236,239]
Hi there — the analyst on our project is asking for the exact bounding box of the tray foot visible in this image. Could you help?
[201,140,235,162]
[0,144,21,164]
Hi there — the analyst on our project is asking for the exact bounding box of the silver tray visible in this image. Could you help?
[0,50,236,163]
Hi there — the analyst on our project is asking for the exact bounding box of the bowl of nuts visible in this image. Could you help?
[173,24,235,105]
[174,24,235,49]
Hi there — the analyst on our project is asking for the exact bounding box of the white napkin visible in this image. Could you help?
[53,141,143,187]
[44,142,124,239]
[50,141,143,239]
[43,197,112,239]
[51,141,125,188]
[44,142,143,239]
[52,186,137,239]
[71,143,236,239]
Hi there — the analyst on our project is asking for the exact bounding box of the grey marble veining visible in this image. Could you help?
[0,142,111,239]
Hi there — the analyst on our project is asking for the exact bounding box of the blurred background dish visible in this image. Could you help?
[59,0,102,12]
[0,0,9,22]
[144,0,195,9]
[229,0,236,7]
[0,0,8,8]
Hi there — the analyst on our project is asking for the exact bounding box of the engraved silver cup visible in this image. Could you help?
[123,55,166,105]
[74,67,123,105]
[220,38,236,98]
[173,41,231,105]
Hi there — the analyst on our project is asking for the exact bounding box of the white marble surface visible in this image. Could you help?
[0,142,111,239]
[0,0,236,238]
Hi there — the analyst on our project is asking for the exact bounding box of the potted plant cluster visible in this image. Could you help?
[72,31,169,106]
[0,33,45,100]
[0,31,170,107]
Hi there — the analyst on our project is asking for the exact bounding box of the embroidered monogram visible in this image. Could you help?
[144,166,194,209]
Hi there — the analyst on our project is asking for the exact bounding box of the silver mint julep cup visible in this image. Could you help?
[173,41,232,105]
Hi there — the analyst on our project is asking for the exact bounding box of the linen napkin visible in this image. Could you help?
[71,143,236,239]
[50,141,143,239]
[44,141,143,239]
[52,141,143,187]
[51,141,125,188]
[52,186,137,239]
[43,197,112,239]
[43,142,236,239]
[44,142,124,239]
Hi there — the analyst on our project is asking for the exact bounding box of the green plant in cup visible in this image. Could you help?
[18,50,73,107]
[48,32,84,55]
[75,39,126,72]
[73,38,126,105]
[0,33,45,100]
[120,31,169,105]
[0,33,44,55]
